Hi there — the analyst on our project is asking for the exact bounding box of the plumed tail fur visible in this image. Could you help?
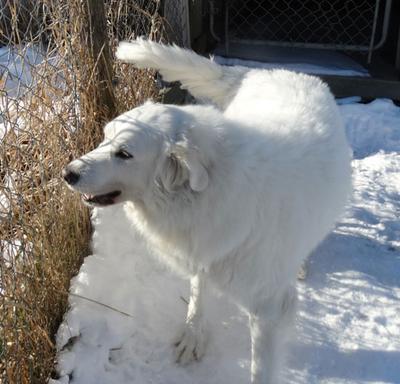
[116,38,245,109]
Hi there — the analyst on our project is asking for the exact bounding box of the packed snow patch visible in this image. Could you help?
[341,99,400,159]
[54,99,400,384]
[213,54,369,77]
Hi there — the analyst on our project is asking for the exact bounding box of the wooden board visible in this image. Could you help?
[319,75,400,101]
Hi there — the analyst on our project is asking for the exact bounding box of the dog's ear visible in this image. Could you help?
[182,147,209,191]
[159,152,188,192]
[159,142,209,193]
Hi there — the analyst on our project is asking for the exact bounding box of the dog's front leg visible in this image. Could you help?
[249,286,297,384]
[174,271,207,364]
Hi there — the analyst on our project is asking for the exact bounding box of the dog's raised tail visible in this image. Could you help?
[116,38,245,108]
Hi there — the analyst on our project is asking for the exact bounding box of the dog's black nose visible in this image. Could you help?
[62,167,80,185]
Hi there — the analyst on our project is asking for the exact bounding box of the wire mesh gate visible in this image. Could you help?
[210,0,392,61]
[163,0,191,46]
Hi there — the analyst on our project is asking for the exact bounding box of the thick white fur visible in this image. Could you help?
[67,39,352,383]
[116,38,246,108]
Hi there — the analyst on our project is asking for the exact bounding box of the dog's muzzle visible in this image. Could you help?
[62,165,122,206]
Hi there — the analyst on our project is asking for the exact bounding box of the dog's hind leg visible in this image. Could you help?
[249,286,297,384]
[174,271,207,364]
[116,38,246,109]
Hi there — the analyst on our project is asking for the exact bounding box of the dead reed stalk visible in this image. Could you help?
[0,1,163,382]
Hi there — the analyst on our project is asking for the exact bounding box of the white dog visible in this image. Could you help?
[63,39,351,383]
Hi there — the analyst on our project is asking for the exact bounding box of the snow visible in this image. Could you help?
[0,45,45,98]
[0,45,64,141]
[342,99,400,159]
[214,55,369,77]
[52,93,400,384]
[288,149,400,384]
[0,45,42,141]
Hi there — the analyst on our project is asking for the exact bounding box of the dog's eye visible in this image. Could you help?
[115,149,133,159]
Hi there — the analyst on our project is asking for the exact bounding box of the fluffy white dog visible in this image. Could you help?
[63,38,351,383]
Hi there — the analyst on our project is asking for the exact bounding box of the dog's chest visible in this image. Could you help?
[124,202,197,275]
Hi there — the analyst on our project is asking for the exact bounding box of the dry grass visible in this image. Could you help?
[0,0,164,382]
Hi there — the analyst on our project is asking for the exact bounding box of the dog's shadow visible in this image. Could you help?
[288,344,400,383]
[286,229,400,383]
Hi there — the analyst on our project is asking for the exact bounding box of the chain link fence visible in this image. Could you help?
[211,0,392,59]
[163,0,191,47]
[0,1,165,382]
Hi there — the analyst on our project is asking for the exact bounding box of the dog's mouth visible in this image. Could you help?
[82,190,121,206]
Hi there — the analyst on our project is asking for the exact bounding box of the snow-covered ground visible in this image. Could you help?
[0,45,63,141]
[214,55,369,77]
[52,95,400,384]
[0,45,45,99]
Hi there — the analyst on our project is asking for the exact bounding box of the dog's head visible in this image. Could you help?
[62,102,218,207]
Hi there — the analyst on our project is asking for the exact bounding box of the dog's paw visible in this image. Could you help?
[174,322,206,365]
